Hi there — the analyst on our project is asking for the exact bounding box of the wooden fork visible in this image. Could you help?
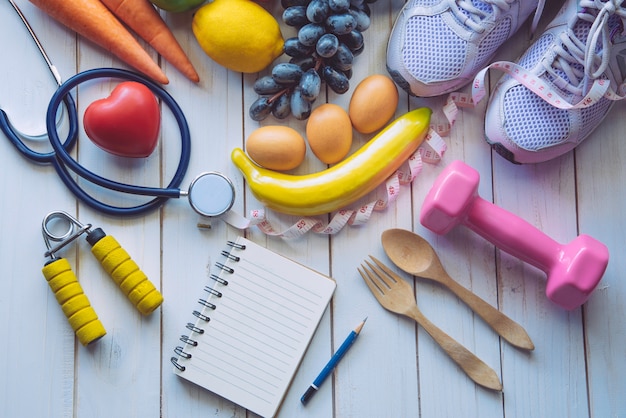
[359,256,503,391]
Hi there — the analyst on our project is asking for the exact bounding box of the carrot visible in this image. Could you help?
[100,0,200,83]
[29,0,169,84]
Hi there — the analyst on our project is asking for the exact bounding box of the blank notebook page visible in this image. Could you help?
[172,236,336,417]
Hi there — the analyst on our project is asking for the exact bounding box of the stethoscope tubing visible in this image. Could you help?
[1,68,192,216]
[0,94,79,164]
[2,96,170,216]
[46,68,191,199]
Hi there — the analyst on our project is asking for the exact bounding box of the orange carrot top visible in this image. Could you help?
[100,0,200,83]
[29,0,169,84]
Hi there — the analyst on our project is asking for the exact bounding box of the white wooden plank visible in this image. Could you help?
[328,1,421,416]
[410,92,505,416]
[223,3,338,417]
[0,2,78,417]
[159,6,248,416]
[56,6,164,417]
[493,158,590,418]
[576,100,626,417]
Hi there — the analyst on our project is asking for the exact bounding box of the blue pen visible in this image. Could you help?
[301,317,367,405]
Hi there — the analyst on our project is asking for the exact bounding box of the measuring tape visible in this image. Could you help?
[473,60,626,109]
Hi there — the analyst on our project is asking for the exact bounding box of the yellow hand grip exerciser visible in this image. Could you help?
[42,211,164,345]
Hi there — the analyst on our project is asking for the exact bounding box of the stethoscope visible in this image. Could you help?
[1,1,237,219]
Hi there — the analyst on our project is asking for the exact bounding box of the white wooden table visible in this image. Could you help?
[1,1,624,417]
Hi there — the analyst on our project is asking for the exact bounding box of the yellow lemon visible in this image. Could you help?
[192,0,284,73]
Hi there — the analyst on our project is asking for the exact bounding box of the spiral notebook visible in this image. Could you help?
[171,236,336,418]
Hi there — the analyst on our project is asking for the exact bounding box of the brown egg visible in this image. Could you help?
[245,125,306,171]
[349,74,399,134]
[306,103,353,164]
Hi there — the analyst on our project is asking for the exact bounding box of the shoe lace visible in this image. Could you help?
[585,0,626,77]
[545,0,626,96]
[452,0,546,33]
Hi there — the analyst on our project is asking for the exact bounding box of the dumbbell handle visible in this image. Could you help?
[467,197,559,272]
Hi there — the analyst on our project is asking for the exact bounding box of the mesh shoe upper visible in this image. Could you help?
[386,0,540,97]
[485,0,626,164]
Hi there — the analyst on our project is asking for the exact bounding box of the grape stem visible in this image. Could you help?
[314,57,323,71]
[266,57,323,105]
[267,88,292,104]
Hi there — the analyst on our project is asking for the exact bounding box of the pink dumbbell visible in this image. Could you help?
[419,160,609,310]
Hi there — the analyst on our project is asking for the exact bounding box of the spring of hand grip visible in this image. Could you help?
[42,258,106,346]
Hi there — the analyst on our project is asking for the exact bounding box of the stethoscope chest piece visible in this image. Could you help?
[186,172,235,218]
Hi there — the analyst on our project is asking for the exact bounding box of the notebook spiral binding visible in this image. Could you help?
[171,240,245,372]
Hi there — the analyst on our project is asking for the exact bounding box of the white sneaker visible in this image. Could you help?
[386,0,542,97]
[484,0,626,164]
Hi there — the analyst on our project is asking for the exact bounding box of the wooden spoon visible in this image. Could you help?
[382,228,534,351]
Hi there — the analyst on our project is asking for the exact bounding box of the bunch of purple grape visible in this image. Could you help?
[249,0,377,121]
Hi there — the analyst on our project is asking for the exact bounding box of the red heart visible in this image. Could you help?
[84,81,160,158]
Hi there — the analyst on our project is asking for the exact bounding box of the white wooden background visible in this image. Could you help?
[1,0,624,417]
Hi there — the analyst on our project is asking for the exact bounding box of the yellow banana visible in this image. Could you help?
[231,107,432,216]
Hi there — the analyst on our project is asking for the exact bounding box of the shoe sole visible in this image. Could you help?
[485,135,521,164]
[387,65,473,97]
[387,66,416,96]
[487,98,618,165]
